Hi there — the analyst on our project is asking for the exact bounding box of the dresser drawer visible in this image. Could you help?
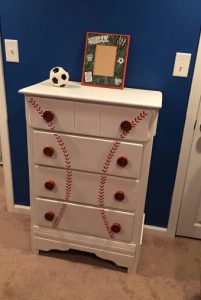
[27,96,153,142]
[75,102,153,142]
[100,105,153,142]
[26,96,74,132]
[34,131,143,179]
[35,166,139,211]
[36,198,135,242]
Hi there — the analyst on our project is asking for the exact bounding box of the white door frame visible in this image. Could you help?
[167,33,201,237]
[0,35,15,212]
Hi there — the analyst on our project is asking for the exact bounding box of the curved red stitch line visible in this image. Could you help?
[98,110,148,238]
[29,98,72,229]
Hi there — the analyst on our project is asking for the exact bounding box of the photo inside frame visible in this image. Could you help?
[93,45,117,77]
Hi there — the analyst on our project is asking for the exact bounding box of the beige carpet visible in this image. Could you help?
[0,166,200,300]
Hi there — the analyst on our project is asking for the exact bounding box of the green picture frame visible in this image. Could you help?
[81,32,130,89]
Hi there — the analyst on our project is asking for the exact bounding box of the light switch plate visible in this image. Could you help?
[4,39,19,63]
[173,52,191,77]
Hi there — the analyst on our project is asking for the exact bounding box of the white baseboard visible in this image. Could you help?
[13,205,168,237]
[14,204,31,214]
[143,225,167,237]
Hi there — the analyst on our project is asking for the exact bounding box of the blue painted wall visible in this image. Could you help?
[0,1,201,227]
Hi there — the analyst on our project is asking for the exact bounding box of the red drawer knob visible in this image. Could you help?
[111,223,121,233]
[43,111,54,123]
[117,156,128,167]
[43,146,54,157]
[44,211,55,221]
[120,120,132,132]
[114,191,125,201]
[45,180,55,191]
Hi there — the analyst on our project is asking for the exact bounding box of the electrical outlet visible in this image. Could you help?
[173,52,191,77]
[4,39,19,63]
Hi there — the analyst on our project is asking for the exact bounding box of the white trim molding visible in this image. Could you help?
[14,204,31,214]
[167,33,201,237]
[144,225,167,237]
[0,35,15,212]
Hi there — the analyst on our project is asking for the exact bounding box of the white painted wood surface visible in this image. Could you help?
[32,228,137,269]
[26,96,74,132]
[14,204,31,214]
[36,198,134,242]
[26,96,155,142]
[75,102,101,136]
[19,80,162,109]
[100,106,153,141]
[0,34,14,212]
[21,81,162,272]
[35,166,139,211]
[176,98,201,238]
[34,131,143,179]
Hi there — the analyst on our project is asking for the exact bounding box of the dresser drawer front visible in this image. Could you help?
[100,106,153,142]
[27,96,153,142]
[34,131,143,179]
[75,102,101,136]
[35,166,139,211]
[26,96,74,132]
[36,198,134,242]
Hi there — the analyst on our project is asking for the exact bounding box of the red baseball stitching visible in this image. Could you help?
[29,98,72,228]
[98,111,148,238]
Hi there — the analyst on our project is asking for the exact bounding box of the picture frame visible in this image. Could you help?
[81,32,130,89]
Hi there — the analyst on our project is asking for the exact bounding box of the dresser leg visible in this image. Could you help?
[32,248,39,255]
[127,245,142,274]
[127,262,138,274]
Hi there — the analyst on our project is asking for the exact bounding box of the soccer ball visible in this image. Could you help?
[49,67,69,87]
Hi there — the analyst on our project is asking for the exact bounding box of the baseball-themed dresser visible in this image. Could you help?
[19,80,162,272]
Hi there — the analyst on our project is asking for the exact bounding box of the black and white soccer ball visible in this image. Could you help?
[49,67,69,87]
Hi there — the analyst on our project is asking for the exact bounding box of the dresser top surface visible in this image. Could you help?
[19,80,162,109]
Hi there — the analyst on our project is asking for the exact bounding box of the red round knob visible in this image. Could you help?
[43,146,54,157]
[44,211,55,221]
[45,180,55,191]
[120,120,132,132]
[111,223,121,233]
[43,111,54,123]
[117,156,128,167]
[114,191,125,201]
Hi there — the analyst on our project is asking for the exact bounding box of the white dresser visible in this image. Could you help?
[19,80,162,272]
